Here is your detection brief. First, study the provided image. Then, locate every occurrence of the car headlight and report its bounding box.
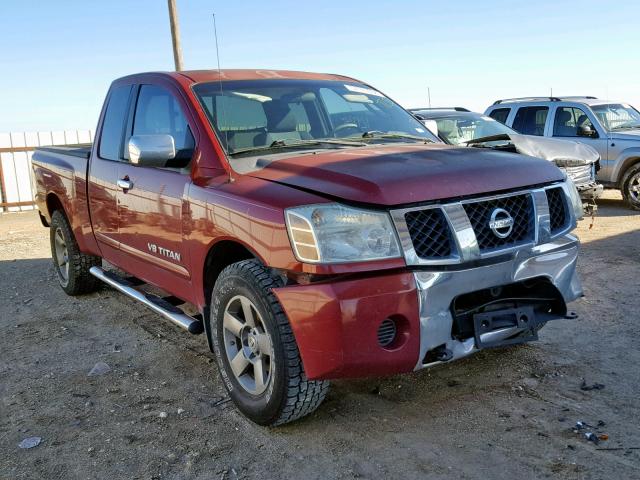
[285,204,401,263]
[564,177,584,221]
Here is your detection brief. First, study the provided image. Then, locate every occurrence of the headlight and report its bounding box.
[286,204,401,263]
[564,177,584,221]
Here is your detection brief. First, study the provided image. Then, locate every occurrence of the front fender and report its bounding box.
[612,148,640,184]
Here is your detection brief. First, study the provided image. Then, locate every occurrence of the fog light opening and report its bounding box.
[377,318,397,348]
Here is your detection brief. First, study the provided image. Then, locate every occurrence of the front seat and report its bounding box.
[555,110,576,136]
[436,119,462,144]
[260,100,305,144]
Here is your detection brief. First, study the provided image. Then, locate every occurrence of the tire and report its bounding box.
[210,260,329,426]
[621,163,640,211]
[49,210,102,295]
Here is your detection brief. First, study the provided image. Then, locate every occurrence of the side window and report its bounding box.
[133,85,195,158]
[553,107,593,137]
[512,106,549,136]
[99,85,132,160]
[488,108,510,125]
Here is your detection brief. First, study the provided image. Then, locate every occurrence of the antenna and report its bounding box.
[427,87,431,108]
[212,13,232,182]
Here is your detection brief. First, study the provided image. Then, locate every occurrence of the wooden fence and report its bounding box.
[0,130,93,212]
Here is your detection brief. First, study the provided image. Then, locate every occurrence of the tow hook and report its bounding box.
[434,346,453,362]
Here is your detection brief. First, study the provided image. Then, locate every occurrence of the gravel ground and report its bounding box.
[0,190,639,480]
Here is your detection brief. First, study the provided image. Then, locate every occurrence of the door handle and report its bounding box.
[117,178,134,191]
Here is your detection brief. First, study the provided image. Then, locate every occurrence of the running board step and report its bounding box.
[89,266,204,334]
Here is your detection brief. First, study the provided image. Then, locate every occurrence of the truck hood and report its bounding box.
[610,129,640,140]
[242,144,564,206]
[508,133,599,167]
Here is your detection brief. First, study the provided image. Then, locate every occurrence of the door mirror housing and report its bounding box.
[577,124,598,138]
[128,135,176,167]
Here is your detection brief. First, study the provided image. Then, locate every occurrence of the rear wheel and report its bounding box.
[49,210,101,295]
[210,260,329,426]
[621,163,640,211]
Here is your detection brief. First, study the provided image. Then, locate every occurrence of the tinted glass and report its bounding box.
[193,79,438,155]
[512,106,548,136]
[488,108,510,125]
[553,107,593,136]
[99,85,132,160]
[133,85,195,154]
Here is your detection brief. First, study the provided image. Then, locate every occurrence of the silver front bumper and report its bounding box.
[413,234,582,370]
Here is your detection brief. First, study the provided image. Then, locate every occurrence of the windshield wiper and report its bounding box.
[349,131,435,143]
[229,138,367,156]
[465,133,513,145]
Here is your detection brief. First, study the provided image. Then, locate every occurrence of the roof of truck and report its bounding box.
[173,69,359,83]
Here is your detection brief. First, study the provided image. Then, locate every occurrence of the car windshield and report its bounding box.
[193,79,438,156]
[591,103,640,131]
[414,111,516,145]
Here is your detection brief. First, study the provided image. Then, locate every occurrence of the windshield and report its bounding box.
[591,103,640,131]
[193,79,438,156]
[414,112,515,145]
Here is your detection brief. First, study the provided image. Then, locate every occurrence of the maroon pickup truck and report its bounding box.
[32,70,584,426]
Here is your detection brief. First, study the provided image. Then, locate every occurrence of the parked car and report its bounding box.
[485,97,640,210]
[410,108,603,212]
[32,70,584,426]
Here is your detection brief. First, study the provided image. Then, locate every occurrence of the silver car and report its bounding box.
[485,97,640,210]
[410,108,603,213]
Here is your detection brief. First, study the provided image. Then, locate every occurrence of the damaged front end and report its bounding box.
[509,134,603,214]
[415,234,582,368]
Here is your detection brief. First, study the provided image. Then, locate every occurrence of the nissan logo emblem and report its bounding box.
[489,208,514,238]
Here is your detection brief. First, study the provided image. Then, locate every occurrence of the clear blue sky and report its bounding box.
[1,0,639,132]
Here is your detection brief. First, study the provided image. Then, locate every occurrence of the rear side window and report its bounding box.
[512,106,548,136]
[133,85,195,154]
[488,108,510,124]
[99,85,132,160]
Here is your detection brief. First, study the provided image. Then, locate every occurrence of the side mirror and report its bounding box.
[577,125,598,138]
[128,134,176,167]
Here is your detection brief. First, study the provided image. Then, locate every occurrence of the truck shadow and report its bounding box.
[593,195,638,218]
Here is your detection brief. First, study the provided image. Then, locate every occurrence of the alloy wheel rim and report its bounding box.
[629,172,640,202]
[222,295,273,395]
[54,228,69,286]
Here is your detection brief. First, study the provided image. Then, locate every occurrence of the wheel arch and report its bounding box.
[614,153,640,186]
[46,192,67,220]
[202,239,261,351]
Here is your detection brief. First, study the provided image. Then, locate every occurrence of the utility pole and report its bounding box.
[167,0,184,71]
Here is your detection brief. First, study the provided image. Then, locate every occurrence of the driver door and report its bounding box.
[115,83,196,300]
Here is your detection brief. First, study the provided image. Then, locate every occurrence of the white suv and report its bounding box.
[485,97,640,210]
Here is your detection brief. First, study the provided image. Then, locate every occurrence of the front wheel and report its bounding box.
[210,260,329,426]
[621,163,640,211]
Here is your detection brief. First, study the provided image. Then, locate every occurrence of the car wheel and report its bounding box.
[621,163,640,211]
[49,210,102,295]
[210,259,329,426]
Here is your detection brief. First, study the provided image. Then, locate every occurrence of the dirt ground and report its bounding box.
[0,190,639,480]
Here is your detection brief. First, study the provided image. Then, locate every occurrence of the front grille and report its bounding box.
[546,187,567,233]
[463,194,534,251]
[405,209,453,259]
[564,164,593,185]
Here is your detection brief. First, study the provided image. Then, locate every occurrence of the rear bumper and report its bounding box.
[274,234,582,380]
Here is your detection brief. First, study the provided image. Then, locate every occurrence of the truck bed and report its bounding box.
[36,144,92,159]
